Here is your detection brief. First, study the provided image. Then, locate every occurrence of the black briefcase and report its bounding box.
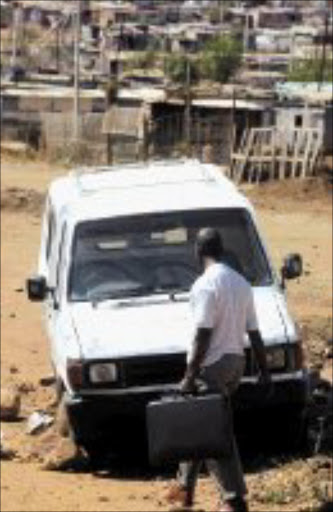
[146,393,233,466]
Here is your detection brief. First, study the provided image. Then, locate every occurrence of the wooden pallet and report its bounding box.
[231,127,323,183]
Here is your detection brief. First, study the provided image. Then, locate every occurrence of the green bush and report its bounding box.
[288,58,333,82]
[200,34,242,83]
[165,54,200,85]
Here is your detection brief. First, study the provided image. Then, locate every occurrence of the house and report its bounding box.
[275,82,333,104]
[108,87,272,164]
[18,0,75,26]
[0,1,13,28]
[101,87,166,161]
[300,5,331,28]
[152,96,273,164]
[243,53,291,73]
[99,49,138,78]
[275,102,327,132]
[274,82,333,151]
[103,23,161,52]
[179,1,205,23]
[254,29,292,53]
[91,1,136,28]
[99,84,273,164]
[223,6,250,28]
[166,23,225,54]
[238,70,286,88]
[324,103,333,154]
[256,6,301,29]
[1,85,106,149]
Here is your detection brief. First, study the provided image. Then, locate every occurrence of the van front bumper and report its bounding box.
[234,369,312,410]
[65,369,312,447]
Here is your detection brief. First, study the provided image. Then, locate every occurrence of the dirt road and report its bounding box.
[1,156,332,511]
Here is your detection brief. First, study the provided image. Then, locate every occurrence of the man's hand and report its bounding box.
[248,329,273,394]
[258,370,272,386]
[179,376,196,394]
[181,328,212,395]
[258,371,274,400]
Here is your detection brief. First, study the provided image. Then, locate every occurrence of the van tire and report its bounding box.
[281,407,311,454]
[54,377,64,404]
[54,391,71,438]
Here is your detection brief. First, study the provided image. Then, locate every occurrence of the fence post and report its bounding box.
[106,134,113,165]
[203,143,213,163]
[142,114,149,161]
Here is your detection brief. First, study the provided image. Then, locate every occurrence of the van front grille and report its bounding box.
[86,349,255,390]
[121,354,187,387]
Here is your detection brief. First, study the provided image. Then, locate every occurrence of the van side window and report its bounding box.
[56,223,68,300]
[46,204,56,261]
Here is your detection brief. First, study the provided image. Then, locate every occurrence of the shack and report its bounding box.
[1,85,106,150]
[101,87,272,165]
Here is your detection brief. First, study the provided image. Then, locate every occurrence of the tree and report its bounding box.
[200,34,242,83]
[136,49,157,72]
[165,54,199,85]
[288,58,333,82]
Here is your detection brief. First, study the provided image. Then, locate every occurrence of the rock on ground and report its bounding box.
[0,444,16,460]
[0,388,21,421]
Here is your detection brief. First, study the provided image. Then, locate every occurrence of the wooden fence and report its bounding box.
[230,126,323,183]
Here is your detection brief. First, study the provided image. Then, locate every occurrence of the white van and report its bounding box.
[27,159,310,455]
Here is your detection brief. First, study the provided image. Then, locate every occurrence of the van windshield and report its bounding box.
[69,208,273,302]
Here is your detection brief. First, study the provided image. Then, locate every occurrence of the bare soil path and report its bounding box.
[1,157,332,511]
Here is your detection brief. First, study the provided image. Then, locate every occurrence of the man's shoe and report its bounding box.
[219,496,249,512]
[165,483,193,508]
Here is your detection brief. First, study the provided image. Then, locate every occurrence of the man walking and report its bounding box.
[166,228,271,512]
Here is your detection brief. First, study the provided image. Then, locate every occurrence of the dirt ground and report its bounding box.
[0,155,332,512]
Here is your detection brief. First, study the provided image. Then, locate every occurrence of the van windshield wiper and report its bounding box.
[152,284,190,298]
[89,285,154,305]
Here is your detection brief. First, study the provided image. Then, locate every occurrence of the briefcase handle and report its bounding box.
[161,380,210,400]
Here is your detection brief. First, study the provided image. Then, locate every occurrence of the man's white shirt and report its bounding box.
[189,262,258,367]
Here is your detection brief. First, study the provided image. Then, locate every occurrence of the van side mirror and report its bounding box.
[26,275,48,301]
[281,253,303,288]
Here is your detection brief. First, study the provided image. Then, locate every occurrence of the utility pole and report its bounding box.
[184,57,191,156]
[73,0,81,141]
[244,13,250,53]
[318,9,329,91]
[11,4,20,70]
[230,86,237,178]
[219,1,225,24]
[55,21,60,73]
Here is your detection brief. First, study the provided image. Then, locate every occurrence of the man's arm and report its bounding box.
[248,329,271,383]
[180,328,212,393]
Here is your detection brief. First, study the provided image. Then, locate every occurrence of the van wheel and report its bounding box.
[54,388,71,438]
[54,375,66,403]
[281,408,311,454]
[82,444,107,469]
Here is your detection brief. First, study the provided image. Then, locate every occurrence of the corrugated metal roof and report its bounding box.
[275,82,333,103]
[117,88,167,103]
[18,0,75,12]
[1,87,105,99]
[190,99,265,110]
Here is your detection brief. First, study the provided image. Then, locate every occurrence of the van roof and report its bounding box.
[48,159,253,223]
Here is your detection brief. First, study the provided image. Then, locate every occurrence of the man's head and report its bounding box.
[195,228,224,268]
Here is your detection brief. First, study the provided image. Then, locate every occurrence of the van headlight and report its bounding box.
[266,347,286,370]
[89,363,118,383]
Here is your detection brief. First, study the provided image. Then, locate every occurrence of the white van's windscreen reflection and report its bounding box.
[69,208,272,302]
